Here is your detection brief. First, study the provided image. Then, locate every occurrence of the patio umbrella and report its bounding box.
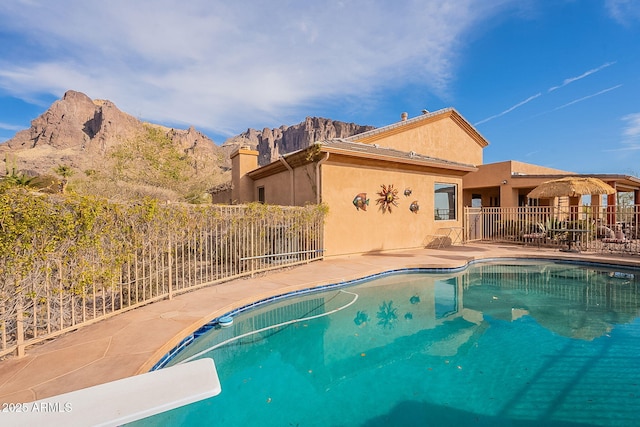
[527,176,615,199]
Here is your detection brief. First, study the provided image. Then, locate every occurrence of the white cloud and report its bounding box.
[620,113,640,149]
[0,0,515,138]
[622,113,640,139]
[0,122,24,132]
[602,112,640,152]
[605,0,640,25]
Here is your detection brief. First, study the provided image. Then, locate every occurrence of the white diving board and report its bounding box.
[1,357,221,427]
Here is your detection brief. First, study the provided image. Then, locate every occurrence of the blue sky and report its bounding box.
[0,1,639,174]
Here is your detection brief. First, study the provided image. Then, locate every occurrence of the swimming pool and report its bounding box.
[131,260,640,426]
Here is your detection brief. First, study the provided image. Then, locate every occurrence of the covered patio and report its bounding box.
[462,161,640,218]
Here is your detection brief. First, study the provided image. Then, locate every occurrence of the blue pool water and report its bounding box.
[131,261,640,426]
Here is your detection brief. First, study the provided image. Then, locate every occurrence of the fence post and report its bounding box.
[167,235,173,300]
[250,218,255,277]
[16,299,25,357]
[1,303,6,351]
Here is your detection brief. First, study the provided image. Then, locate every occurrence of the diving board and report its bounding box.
[1,357,221,427]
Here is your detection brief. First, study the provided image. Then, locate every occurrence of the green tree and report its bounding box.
[2,171,34,187]
[54,165,74,193]
[2,154,34,188]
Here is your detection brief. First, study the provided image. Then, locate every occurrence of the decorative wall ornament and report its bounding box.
[376,184,399,213]
[409,201,419,213]
[404,188,412,197]
[352,193,369,211]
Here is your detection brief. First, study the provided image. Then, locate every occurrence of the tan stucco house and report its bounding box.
[462,161,572,208]
[462,160,640,209]
[229,108,489,257]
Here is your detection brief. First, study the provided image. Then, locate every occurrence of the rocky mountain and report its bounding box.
[2,90,226,173]
[222,117,374,166]
[1,89,374,201]
[1,90,228,201]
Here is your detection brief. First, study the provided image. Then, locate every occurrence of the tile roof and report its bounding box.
[319,138,477,171]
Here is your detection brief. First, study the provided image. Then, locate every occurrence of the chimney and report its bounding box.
[231,146,259,204]
[401,112,408,121]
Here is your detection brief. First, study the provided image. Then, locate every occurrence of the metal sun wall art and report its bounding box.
[376,184,399,213]
[352,193,369,211]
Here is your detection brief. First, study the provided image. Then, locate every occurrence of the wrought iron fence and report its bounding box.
[0,202,325,358]
[464,205,640,255]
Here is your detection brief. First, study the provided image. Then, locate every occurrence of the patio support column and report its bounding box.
[635,189,640,229]
[606,181,617,226]
[591,194,602,223]
[499,184,517,207]
[569,196,580,222]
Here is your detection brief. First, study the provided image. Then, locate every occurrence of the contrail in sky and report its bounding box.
[474,93,541,126]
[548,61,616,92]
[474,61,617,126]
[552,84,623,111]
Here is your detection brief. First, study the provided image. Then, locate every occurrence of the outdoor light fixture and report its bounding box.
[502,180,508,184]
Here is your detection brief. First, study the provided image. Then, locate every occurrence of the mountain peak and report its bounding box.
[0,90,228,202]
[222,117,375,166]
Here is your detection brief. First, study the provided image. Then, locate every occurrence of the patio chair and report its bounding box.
[522,222,547,248]
[596,225,614,239]
[602,227,631,253]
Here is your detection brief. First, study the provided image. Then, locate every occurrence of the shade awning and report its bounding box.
[527,176,616,199]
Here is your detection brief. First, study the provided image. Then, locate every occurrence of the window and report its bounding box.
[434,183,457,220]
[258,186,265,204]
[471,193,482,208]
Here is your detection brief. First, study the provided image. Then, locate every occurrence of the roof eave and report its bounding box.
[321,145,478,173]
[246,149,312,180]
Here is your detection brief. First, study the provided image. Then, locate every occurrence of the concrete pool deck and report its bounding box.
[1,243,639,404]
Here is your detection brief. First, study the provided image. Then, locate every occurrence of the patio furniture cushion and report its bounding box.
[597,225,615,239]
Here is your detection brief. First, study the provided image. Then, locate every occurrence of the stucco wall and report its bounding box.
[253,172,292,205]
[510,160,572,175]
[464,161,572,189]
[294,164,318,205]
[356,115,484,166]
[211,189,232,204]
[462,160,573,207]
[321,160,464,257]
[252,164,317,206]
[463,161,513,189]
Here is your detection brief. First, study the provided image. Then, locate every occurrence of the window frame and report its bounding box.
[434,182,457,221]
